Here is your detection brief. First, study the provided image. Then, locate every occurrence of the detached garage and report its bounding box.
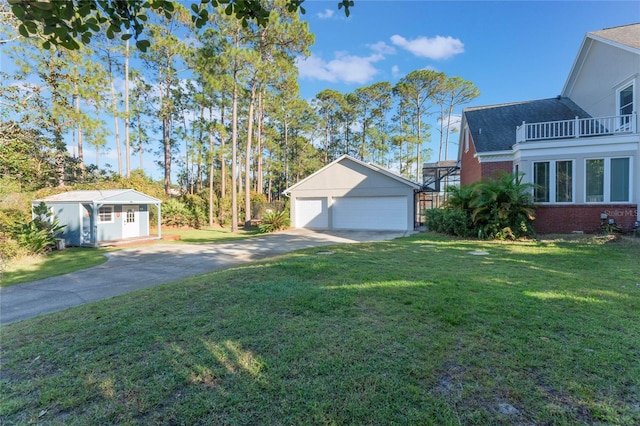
[284,155,421,232]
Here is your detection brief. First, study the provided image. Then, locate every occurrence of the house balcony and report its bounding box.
[516,113,637,143]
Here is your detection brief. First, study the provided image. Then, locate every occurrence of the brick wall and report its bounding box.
[460,141,481,186]
[481,161,513,180]
[460,134,514,185]
[534,204,638,234]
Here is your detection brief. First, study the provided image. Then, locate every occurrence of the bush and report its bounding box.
[9,202,65,255]
[425,208,474,237]
[218,196,232,226]
[0,233,24,260]
[182,193,207,228]
[259,210,290,233]
[430,173,536,240]
[162,198,192,227]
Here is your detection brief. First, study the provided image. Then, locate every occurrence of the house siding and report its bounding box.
[535,204,638,234]
[563,39,640,118]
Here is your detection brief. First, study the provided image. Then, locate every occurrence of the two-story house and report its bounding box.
[458,23,639,233]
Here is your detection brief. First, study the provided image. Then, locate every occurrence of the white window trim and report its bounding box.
[98,205,114,223]
[532,159,575,204]
[616,79,635,116]
[584,157,633,204]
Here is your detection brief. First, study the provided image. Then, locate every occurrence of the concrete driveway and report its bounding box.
[0,229,412,325]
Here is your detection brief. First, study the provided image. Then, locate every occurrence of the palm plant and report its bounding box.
[470,172,535,239]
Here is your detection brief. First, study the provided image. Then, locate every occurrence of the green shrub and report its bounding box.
[259,210,290,233]
[425,208,474,237]
[182,193,207,228]
[0,233,24,260]
[10,202,65,255]
[218,196,232,226]
[431,173,536,240]
[162,198,191,227]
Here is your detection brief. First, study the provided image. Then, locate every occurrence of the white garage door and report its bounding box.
[333,196,408,231]
[295,198,329,228]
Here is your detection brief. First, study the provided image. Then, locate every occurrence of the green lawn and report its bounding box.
[1,248,108,287]
[1,233,639,424]
[161,226,261,244]
[1,227,260,287]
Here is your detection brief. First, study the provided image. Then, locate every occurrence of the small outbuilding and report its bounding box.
[33,189,162,247]
[283,155,421,231]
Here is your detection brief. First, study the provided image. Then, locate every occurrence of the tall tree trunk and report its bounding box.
[163,113,171,195]
[109,67,122,175]
[124,37,131,177]
[137,111,144,171]
[220,97,226,199]
[74,90,84,173]
[256,91,264,195]
[416,113,421,182]
[208,105,215,227]
[244,80,257,228]
[231,71,239,232]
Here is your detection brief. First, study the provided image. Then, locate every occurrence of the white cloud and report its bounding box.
[296,52,383,84]
[391,65,402,79]
[369,41,396,55]
[437,114,462,133]
[317,9,334,19]
[390,34,464,60]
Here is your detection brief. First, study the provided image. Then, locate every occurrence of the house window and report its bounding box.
[619,84,633,116]
[533,160,573,203]
[586,157,631,203]
[555,161,573,202]
[533,162,549,202]
[586,159,604,202]
[611,158,630,202]
[98,206,114,223]
[464,127,470,153]
[617,82,634,131]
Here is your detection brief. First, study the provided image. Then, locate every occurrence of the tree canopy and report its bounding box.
[8,0,354,51]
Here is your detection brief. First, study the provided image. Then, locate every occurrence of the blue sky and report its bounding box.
[296,0,640,107]
[4,1,639,178]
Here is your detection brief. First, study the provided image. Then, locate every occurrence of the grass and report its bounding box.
[1,233,639,424]
[0,248,108,287]
[160,226,261,244]
[0,227,260,287]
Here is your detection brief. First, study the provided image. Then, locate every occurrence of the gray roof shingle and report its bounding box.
[463,97,590,153]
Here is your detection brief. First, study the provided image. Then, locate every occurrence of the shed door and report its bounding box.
[294,198,329,229]
[122,205,139,238]
[332,196,408,231]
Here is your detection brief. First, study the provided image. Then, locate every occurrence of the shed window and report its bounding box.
[126,208,135,223]
[98,206,114,223]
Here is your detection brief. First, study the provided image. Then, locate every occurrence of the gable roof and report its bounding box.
[462,97,590,153]
[283,155,420,195]
[34,189,162,204]
[563,23,640,96]
[589,23,640,52]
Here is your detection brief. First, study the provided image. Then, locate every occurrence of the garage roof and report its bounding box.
[283,155,421,195]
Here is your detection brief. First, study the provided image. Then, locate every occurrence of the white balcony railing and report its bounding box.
[516,113,637,143]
